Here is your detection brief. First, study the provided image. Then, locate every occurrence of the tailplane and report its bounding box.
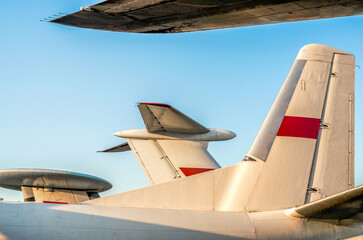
[100,103,236,185]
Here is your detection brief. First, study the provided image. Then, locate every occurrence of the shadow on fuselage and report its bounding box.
[0,202,254,240]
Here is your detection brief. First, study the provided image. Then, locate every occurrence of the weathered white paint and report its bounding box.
[114,128,236,141]
[0,202,361,240]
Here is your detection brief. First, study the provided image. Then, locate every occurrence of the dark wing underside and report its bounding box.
[290,185,363,220]
[98,142,131,152]
[51,0,363,33]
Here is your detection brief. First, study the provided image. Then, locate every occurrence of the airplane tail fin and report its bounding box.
[242,44,355,211]
[100,103,236,185]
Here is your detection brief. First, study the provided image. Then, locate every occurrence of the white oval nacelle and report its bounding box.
[113,128,236,141]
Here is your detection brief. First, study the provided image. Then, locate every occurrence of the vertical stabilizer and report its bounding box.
[245,44,354,211]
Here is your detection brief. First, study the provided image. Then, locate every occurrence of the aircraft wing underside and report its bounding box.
[51,0,363,33]
[98,142,131,152]
[289,185,363,220]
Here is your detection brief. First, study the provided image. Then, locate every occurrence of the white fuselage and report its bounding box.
[0,202,361,240]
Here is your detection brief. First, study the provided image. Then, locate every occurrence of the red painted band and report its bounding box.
[277,116,320,139]
[43,201,68,204]
[139,102,171,108]
[179,167,215,177]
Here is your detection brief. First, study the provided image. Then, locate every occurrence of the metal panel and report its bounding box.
[85,169,216,211]
[0,202,361,239]
[33,188,89,204]
[138,103,209,134]
[306,53,355,202]
[21,186,34,202]
[127,139,177,184]
[285,61,330,118]
[126,139,220,183]
[84,161,266,213]
[247,137,317,211]
[138,104,165,132]
[0,203,258,239]
[250,210,339,240]
[157,140,220,171]
[214,161,264,212]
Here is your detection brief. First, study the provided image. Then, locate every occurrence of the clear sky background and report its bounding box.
[0,0,362,201]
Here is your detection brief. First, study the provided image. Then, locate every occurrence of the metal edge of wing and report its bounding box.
[98,142,131,152]
[287,185,363,219]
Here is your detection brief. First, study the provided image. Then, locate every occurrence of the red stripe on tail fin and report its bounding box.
[179,167,215,177]
[277,116,320,139]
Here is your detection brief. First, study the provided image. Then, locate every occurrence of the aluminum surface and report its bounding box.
[51,1,363,33]
[0,169,112,192]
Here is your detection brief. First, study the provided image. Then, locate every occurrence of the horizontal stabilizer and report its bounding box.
[101,102,234,184]
[288,185,363,219]
[98,142,131,152]
[138,103,209,134]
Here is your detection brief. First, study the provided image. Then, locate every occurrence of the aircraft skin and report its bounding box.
[100,103,236,185]
[51,0,363,33]
[0,202,361,240]
[0,44,361,240]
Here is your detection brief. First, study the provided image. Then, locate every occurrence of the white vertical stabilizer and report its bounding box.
[245,44,354,211]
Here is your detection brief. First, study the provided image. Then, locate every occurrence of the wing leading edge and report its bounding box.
[51,1,363,33]
[98,142,130,152]
[288,185,363,220]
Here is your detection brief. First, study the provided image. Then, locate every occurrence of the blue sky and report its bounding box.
[0,1,362,201]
